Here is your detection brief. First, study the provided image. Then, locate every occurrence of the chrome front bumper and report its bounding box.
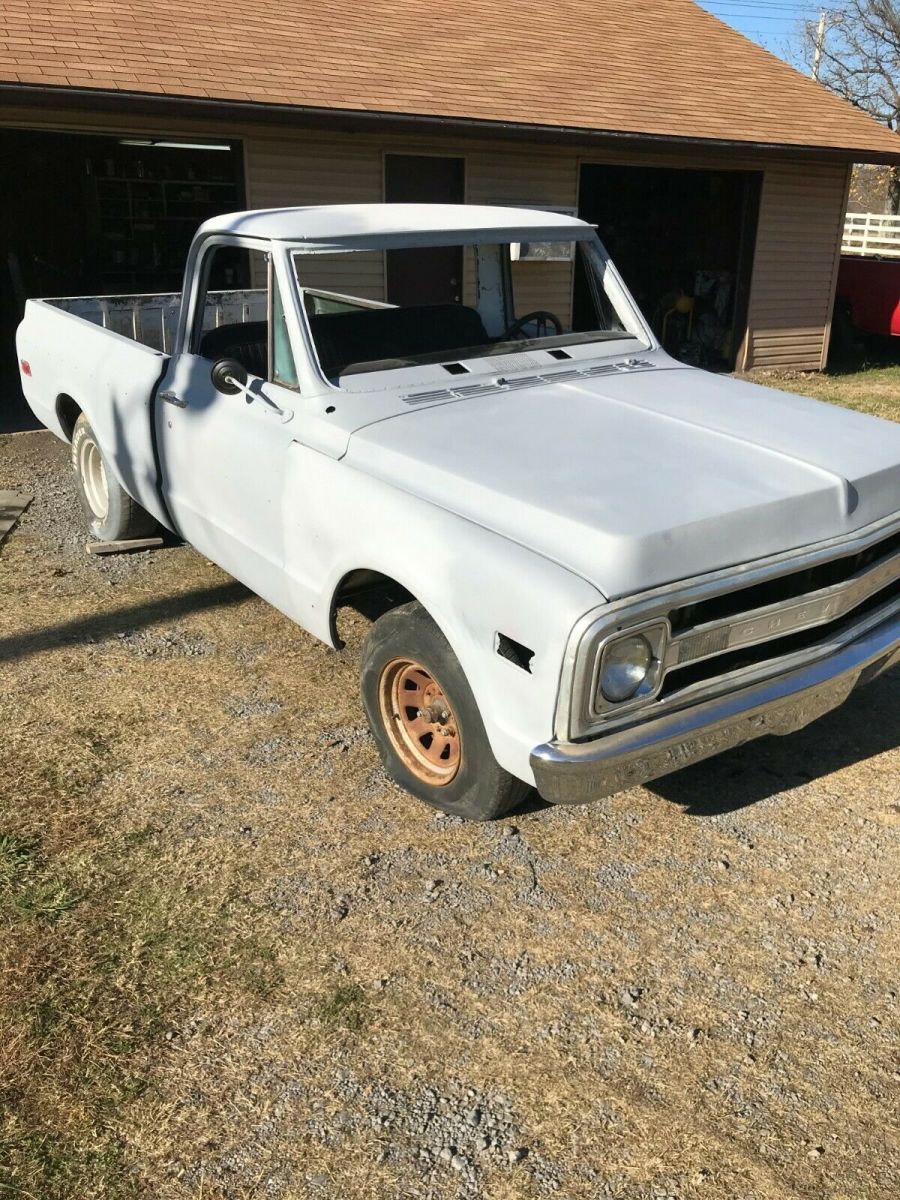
[530,613,900,805]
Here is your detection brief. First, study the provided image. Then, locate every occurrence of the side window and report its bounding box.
[192,245,271,380]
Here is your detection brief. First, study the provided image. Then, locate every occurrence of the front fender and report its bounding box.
[282,445,604,782]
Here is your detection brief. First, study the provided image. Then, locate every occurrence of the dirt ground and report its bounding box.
[1,429,899,1200]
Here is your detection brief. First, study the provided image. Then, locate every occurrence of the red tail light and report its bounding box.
[20,359,32,377]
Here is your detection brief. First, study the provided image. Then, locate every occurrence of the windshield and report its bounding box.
[290,236,647,383]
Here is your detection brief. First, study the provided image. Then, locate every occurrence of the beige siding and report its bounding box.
[744,162,851,370]
[245,133,385,297]
[0,104,854,370]
[464,144,578,324]
[245,130,579,321]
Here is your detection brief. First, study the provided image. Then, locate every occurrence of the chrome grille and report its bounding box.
[661,527,900,698]
[561,513,900,742]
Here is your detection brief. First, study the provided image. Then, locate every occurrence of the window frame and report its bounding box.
[183,235,273,378]
[270,258,303,391]
[285,235,652,386]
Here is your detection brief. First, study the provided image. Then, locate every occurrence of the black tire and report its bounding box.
[360,601,529,821]
[71,413,157,541]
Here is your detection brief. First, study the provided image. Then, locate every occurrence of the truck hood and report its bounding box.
[345,365,900,598]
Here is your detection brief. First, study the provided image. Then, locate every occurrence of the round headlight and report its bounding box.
[600,634,653,703]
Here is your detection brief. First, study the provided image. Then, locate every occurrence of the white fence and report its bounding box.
[842,211,900,259]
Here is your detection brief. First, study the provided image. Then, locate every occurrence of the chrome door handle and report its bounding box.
[159,390,187,408]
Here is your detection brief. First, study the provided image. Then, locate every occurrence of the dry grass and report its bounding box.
[747,363,900,423]
[1,427,899,1200]
[0,685,286,1197]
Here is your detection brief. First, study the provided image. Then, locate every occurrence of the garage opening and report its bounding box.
[578,163,762,370]
[0,128,244,431]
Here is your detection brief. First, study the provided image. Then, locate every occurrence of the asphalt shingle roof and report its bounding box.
[1,0,898,157]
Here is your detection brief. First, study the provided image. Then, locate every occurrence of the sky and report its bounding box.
[695,0,822,62]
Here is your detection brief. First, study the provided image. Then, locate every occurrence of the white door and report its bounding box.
[155,242,298,610]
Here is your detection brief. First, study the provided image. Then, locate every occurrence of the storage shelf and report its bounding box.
[87,145,239,287]
[96,176,235,186]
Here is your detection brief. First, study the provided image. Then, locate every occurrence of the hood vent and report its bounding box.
[581,363,620,377]
[502,374,544,390]
[452,382,506,398]
[403,356,656,406]
[400,387,457,405]
[540,368,582,382]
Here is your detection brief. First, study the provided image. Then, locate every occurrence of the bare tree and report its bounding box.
[805,2,900,211]
[848,162,894,209]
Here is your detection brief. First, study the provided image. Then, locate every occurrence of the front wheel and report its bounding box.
[360,602,529,821]
[72,413,158,541]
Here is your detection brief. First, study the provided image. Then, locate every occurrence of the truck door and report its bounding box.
[154,240,298,611]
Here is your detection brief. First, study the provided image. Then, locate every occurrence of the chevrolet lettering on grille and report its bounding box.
[668,549,900,669]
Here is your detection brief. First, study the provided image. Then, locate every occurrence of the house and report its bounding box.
[1,0,899,424]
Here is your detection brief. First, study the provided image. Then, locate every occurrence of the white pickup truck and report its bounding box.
[17,204,900,819]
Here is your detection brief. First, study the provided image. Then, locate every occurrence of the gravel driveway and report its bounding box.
[2,429,898,1200]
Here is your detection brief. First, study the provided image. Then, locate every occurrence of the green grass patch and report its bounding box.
[228,934,286,999]
[316,982,367,1031]
[0,832,82,923]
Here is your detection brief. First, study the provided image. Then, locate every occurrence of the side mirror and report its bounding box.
[211,358,249,395]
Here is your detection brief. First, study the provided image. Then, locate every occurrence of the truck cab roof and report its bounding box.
[196,203,594,247]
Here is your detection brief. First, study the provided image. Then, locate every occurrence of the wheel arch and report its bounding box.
[56,393,83,442]
[292,450,604,783]
[327,566,475,677]
[326,551,571,790]
[329,567,418,648]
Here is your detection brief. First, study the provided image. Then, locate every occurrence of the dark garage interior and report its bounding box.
[578,163,762,370]
[0,128,243,431]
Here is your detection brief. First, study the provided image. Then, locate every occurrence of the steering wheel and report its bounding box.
[501,310,564,341]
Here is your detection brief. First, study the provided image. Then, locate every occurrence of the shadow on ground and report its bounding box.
[0,580,250,665]
[650,666,900,815]
[828,329,900,373]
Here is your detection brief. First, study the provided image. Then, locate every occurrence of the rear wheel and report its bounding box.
[72,413,157,541]
[361,601,529,821]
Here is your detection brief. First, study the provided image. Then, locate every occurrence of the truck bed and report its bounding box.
[16,287,269,530]
[47,288,267,353]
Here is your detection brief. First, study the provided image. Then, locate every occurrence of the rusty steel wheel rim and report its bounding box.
[378,658,462,785]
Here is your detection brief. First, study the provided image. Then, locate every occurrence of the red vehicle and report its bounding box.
[835,214,900,343]
[836,254,900,338]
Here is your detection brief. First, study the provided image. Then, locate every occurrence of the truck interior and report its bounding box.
[290,239,633,382]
